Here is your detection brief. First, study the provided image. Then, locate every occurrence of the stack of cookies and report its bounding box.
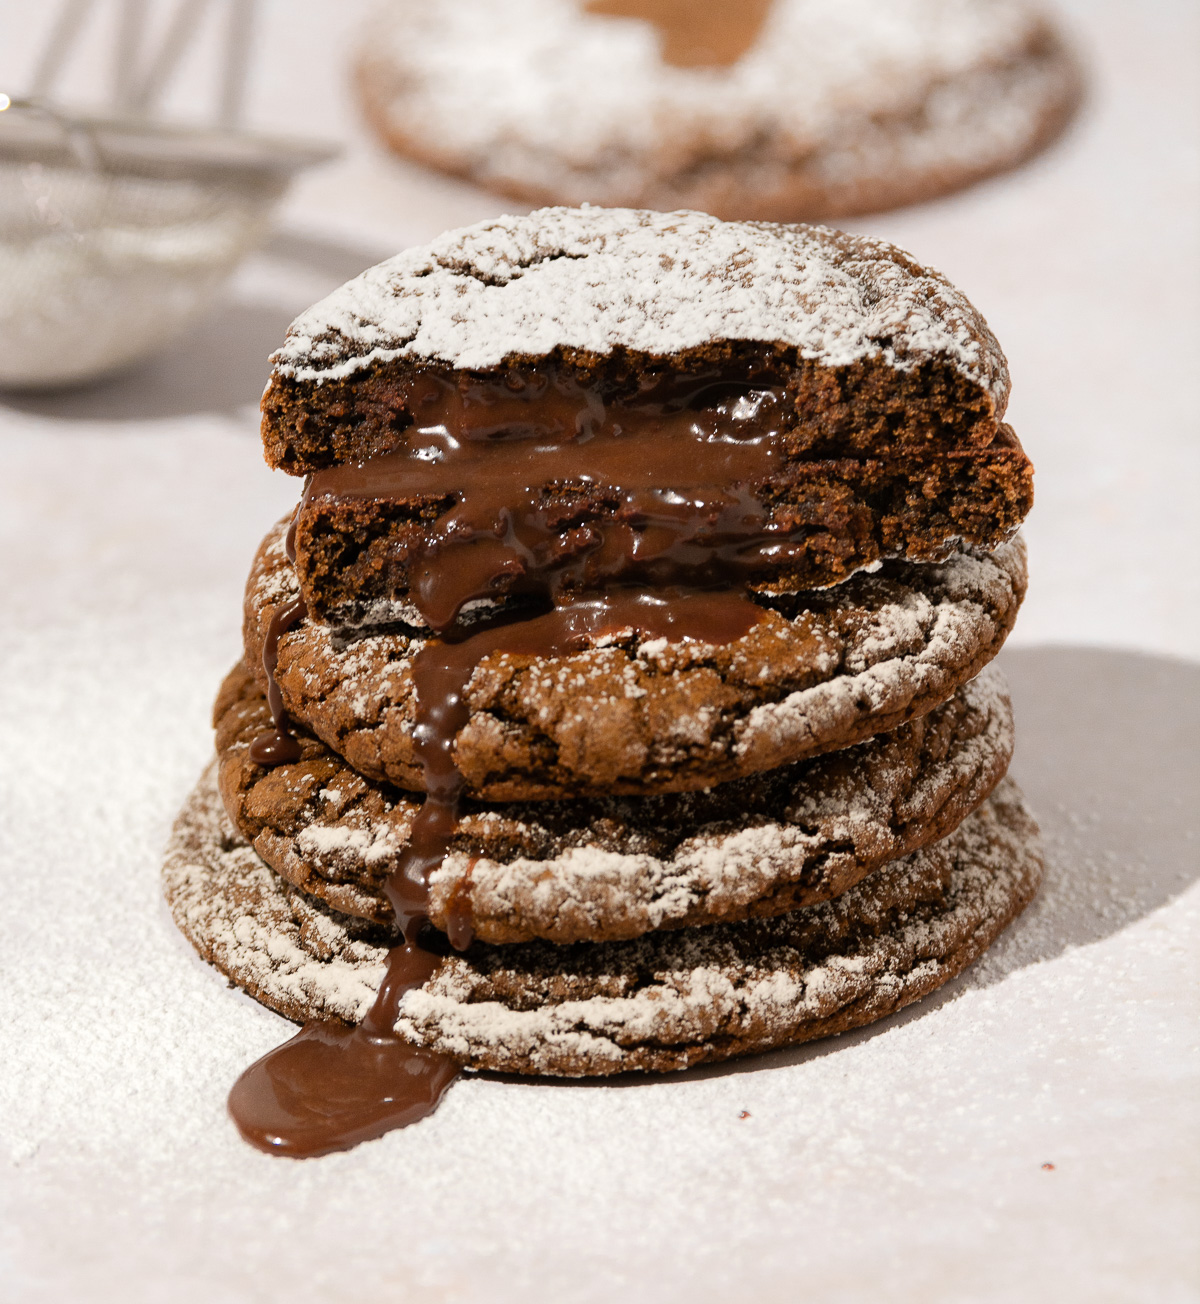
[165,207,1042,1148]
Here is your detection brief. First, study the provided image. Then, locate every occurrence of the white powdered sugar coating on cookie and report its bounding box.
[424,664,1014,940]
[270,206,1010,409]
[730,536,1026,773]
[223,660,1013,943]
[163,771,1043,1074]
[164,761,385,1024]
[354,0,1077,227]
[418,773,1042,1076]
[296,823,399,864]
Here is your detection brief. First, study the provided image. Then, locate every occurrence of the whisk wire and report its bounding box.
[218,0,255,128]
[29,0,97,100]
[29,0,258,127]
[111,0,149,111]
[128,0,215,117]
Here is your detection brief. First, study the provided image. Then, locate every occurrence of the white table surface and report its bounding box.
[0,3,1197,1301]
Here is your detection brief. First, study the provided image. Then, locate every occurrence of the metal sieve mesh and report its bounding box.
[0,1,337,388]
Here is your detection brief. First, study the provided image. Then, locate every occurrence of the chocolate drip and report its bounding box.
[284,499,302,564]
[248,596,307,766]
[227,588,762,1156]
[230,619,474,1158]
[230,367,776,1155]
[306,369,794,633]
[383,646,471,946]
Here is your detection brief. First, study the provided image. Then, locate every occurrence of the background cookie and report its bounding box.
[216,660,1014,943]
[245,519,1026,799]
[353,0,1081,221]
[164,772,1043,1075]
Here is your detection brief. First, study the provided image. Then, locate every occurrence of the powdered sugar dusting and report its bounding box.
[270,206,1009,409]
[428,664,1013,939]
[733,537,1025,773]
[163,771,1043,1075]
[164,764,385,1025]
[356,0,1078,226]
[247,518,1026,800]
[219,656,1012,943]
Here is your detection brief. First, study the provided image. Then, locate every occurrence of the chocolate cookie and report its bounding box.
[164,770,1042,1075]
[262,209,1033,628]
[244,518,1025,800]
[216,658,1014,944]
[353,1,1081,222]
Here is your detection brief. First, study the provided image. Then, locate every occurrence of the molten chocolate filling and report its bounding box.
[303,368,795,631]
[232,368,785,1156]
[585,0,774,68]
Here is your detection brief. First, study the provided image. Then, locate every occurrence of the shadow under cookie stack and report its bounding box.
[164,206,1044,1157]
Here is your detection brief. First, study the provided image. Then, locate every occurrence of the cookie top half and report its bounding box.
[266,207,1009,434]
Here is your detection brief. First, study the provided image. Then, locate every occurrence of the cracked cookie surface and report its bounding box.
[244,518,1026,800]
[164,771,1041,1075]
[215,659,1013,944]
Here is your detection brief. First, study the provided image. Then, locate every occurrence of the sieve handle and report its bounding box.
[0,95,103,173]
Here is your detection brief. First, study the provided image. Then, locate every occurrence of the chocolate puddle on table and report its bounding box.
[230,369,783,1156]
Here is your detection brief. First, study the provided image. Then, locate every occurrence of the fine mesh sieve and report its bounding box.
[0,0,337,389]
